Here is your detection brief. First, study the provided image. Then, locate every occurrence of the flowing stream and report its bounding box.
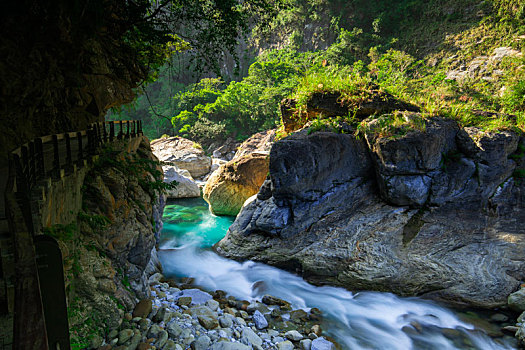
[158,197,517,350]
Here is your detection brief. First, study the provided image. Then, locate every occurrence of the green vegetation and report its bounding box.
[93,145,178,199]
[108,0,525,145]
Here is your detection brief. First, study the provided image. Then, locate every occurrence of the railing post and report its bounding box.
[119,121,123,140]
[132,121,136,137]
[21,145,29,184]
[139,120,143,135]
[52,135,60,178]
[64,133,72,169]
[29,141,36,187]
[103,122,107,143]
[77,132,83,164]
[110,122,115,142]
[126,121,130,138]
[35,138,45,178]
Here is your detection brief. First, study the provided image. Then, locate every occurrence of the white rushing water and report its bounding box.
[159,241,515,350]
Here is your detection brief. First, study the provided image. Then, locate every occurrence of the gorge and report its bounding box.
[1,0,525,349]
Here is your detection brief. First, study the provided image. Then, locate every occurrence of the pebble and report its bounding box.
[300,338,313,350]
[277,340,294,350]
[285,330,304,341]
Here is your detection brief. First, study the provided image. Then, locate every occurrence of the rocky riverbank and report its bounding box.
[92,276,336,350]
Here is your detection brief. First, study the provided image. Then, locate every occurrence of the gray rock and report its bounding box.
[128,333,141,350]
[157,330,169,348]
[240,327,263,347]
[509,288,525,312]
[151,136,212,178]
[300,339,313,350]
[253,310,268,330]
[163,165,201,199]
[198,314,219,330]
[148,272,164,286]
[163,340,178,350]
[138,317,151,331]
[108,329,119,339]
[215,122,525,308]
[179,289,213,305]
[167,321,183,338]
[148,324,162,338]
[311,337,335,350]
[191,335,211,350]
[117,329,134,345]
[219,315,234,328]
[210,341,251,350]
[285,330,304,341]
[277,340,294,350]
[206,299,220,311]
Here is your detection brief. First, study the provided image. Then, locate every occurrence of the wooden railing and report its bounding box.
[3,120,143,350]
[10,120,143,197]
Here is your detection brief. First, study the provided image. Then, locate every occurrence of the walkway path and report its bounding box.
[0,120,142,350]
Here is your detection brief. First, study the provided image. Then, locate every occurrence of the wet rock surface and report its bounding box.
[215,116,525,309]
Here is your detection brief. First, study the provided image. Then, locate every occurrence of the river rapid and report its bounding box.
[158,197,517,350]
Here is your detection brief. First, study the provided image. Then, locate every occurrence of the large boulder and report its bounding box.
[234,129,276,159]
[215,116,525,308]
[163,165,200,198]
[203,153,269,216]
[151,136,212,178]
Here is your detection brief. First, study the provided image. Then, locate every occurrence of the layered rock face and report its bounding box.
[216,116,525,308]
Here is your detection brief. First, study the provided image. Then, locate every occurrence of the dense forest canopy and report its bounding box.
[107,0,525,147]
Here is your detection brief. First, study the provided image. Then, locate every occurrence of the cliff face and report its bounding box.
[46,138,165,338]
[215,116,525,308]
[0,0,147,168]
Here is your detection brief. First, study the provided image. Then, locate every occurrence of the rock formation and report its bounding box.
[162,166,201,199]
[203,153,270,216]
[151,137,212,179]
[215,115,525,308]
[61,138,165,333]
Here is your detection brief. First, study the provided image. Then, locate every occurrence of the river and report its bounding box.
[158,197,517,350]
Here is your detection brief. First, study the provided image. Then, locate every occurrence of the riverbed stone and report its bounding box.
[180,289,213,305]
[253,310,268,330]
[118,329,134,345]
[285,330,304,341]
[311,337,335,350]
[133,300,153,318]
[300,339,313,350]
[240,328,263,347]
[206,299,220,311]
[219,315,234,328]
[277,340,294,350]
[210,342,251,350]
[191,335,211,350]
[508,288,525,312]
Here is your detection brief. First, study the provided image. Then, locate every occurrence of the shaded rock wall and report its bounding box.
[216,117,525,308]
[38,137,164,333]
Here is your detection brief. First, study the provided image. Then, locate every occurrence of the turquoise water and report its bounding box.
[159,198,516,350]
[160,197,234,249]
